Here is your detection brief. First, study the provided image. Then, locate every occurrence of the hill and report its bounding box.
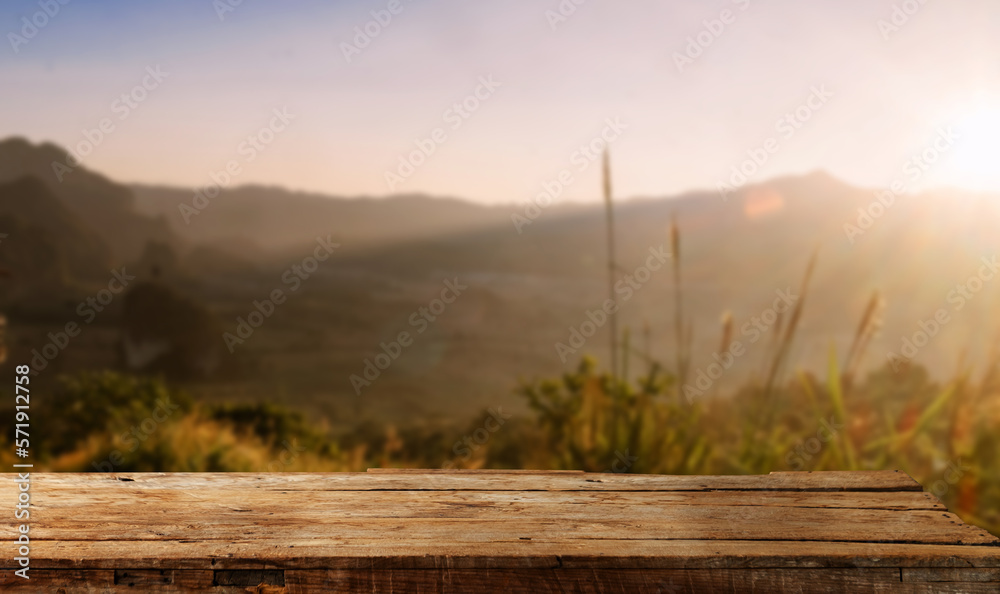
[124,167,1000,424]
[130,184,517,255]
[0,176,114,288]
[0,137,175,260]
[2,136,999,426]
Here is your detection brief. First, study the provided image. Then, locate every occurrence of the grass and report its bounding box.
[1,160,995,537]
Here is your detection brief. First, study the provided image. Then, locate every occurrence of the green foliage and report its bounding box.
[0,372,342,472]
[5,371,193,461]
[207,401,335,457]
[2,350,996,538]
[512,356,708,474]
[505,352,999,537]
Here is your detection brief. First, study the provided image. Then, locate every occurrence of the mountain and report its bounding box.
[3,134,1000,424]
[129,166,1000,413]
[129,164,1000,382]
[130,184,518,254]
[0,176,114,286]
[0,138,175,260]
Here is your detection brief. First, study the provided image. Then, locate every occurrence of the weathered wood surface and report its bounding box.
[1,470,997,592]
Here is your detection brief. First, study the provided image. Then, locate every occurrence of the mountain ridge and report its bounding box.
[0,137,176,261]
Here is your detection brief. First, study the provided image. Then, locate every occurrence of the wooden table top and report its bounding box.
[2,469,998,592]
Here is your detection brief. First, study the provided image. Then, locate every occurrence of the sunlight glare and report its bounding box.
[936,107,1000,192]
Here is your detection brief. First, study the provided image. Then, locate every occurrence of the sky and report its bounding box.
[1,0,999,204]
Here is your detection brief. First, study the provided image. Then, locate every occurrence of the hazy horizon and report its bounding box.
[7,135,1000,210]
[3,0,999,204]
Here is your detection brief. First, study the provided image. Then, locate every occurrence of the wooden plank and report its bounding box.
[901,567,1000,582]
[0,470,923,492]
[4,479,987,545]
[114,569,215,590]
[0,469,994,592]
[29,488,947,512]
[6,539,999,570]
[11,510,993,545]
[11,492,958,522]
[0,569,256,593]
[213,569,285,587]
[0,569,114,590]
[366,468,586,474]
[0,569,995,593]
[0,569,219,592]
[283,568,1000,594]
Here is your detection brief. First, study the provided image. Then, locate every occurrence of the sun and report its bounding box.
[933,107,1000,193]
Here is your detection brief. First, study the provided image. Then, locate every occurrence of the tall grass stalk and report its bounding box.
[602,150,617,382]
[602,150,620,445]
[670,215,691,402]
[761,250,818,404]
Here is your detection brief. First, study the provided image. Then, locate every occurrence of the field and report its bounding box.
[4,224,998,539]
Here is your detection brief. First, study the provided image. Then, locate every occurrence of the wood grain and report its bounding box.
[2,569,999,593]
[6,469,925,492]
[0,470,995,592]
